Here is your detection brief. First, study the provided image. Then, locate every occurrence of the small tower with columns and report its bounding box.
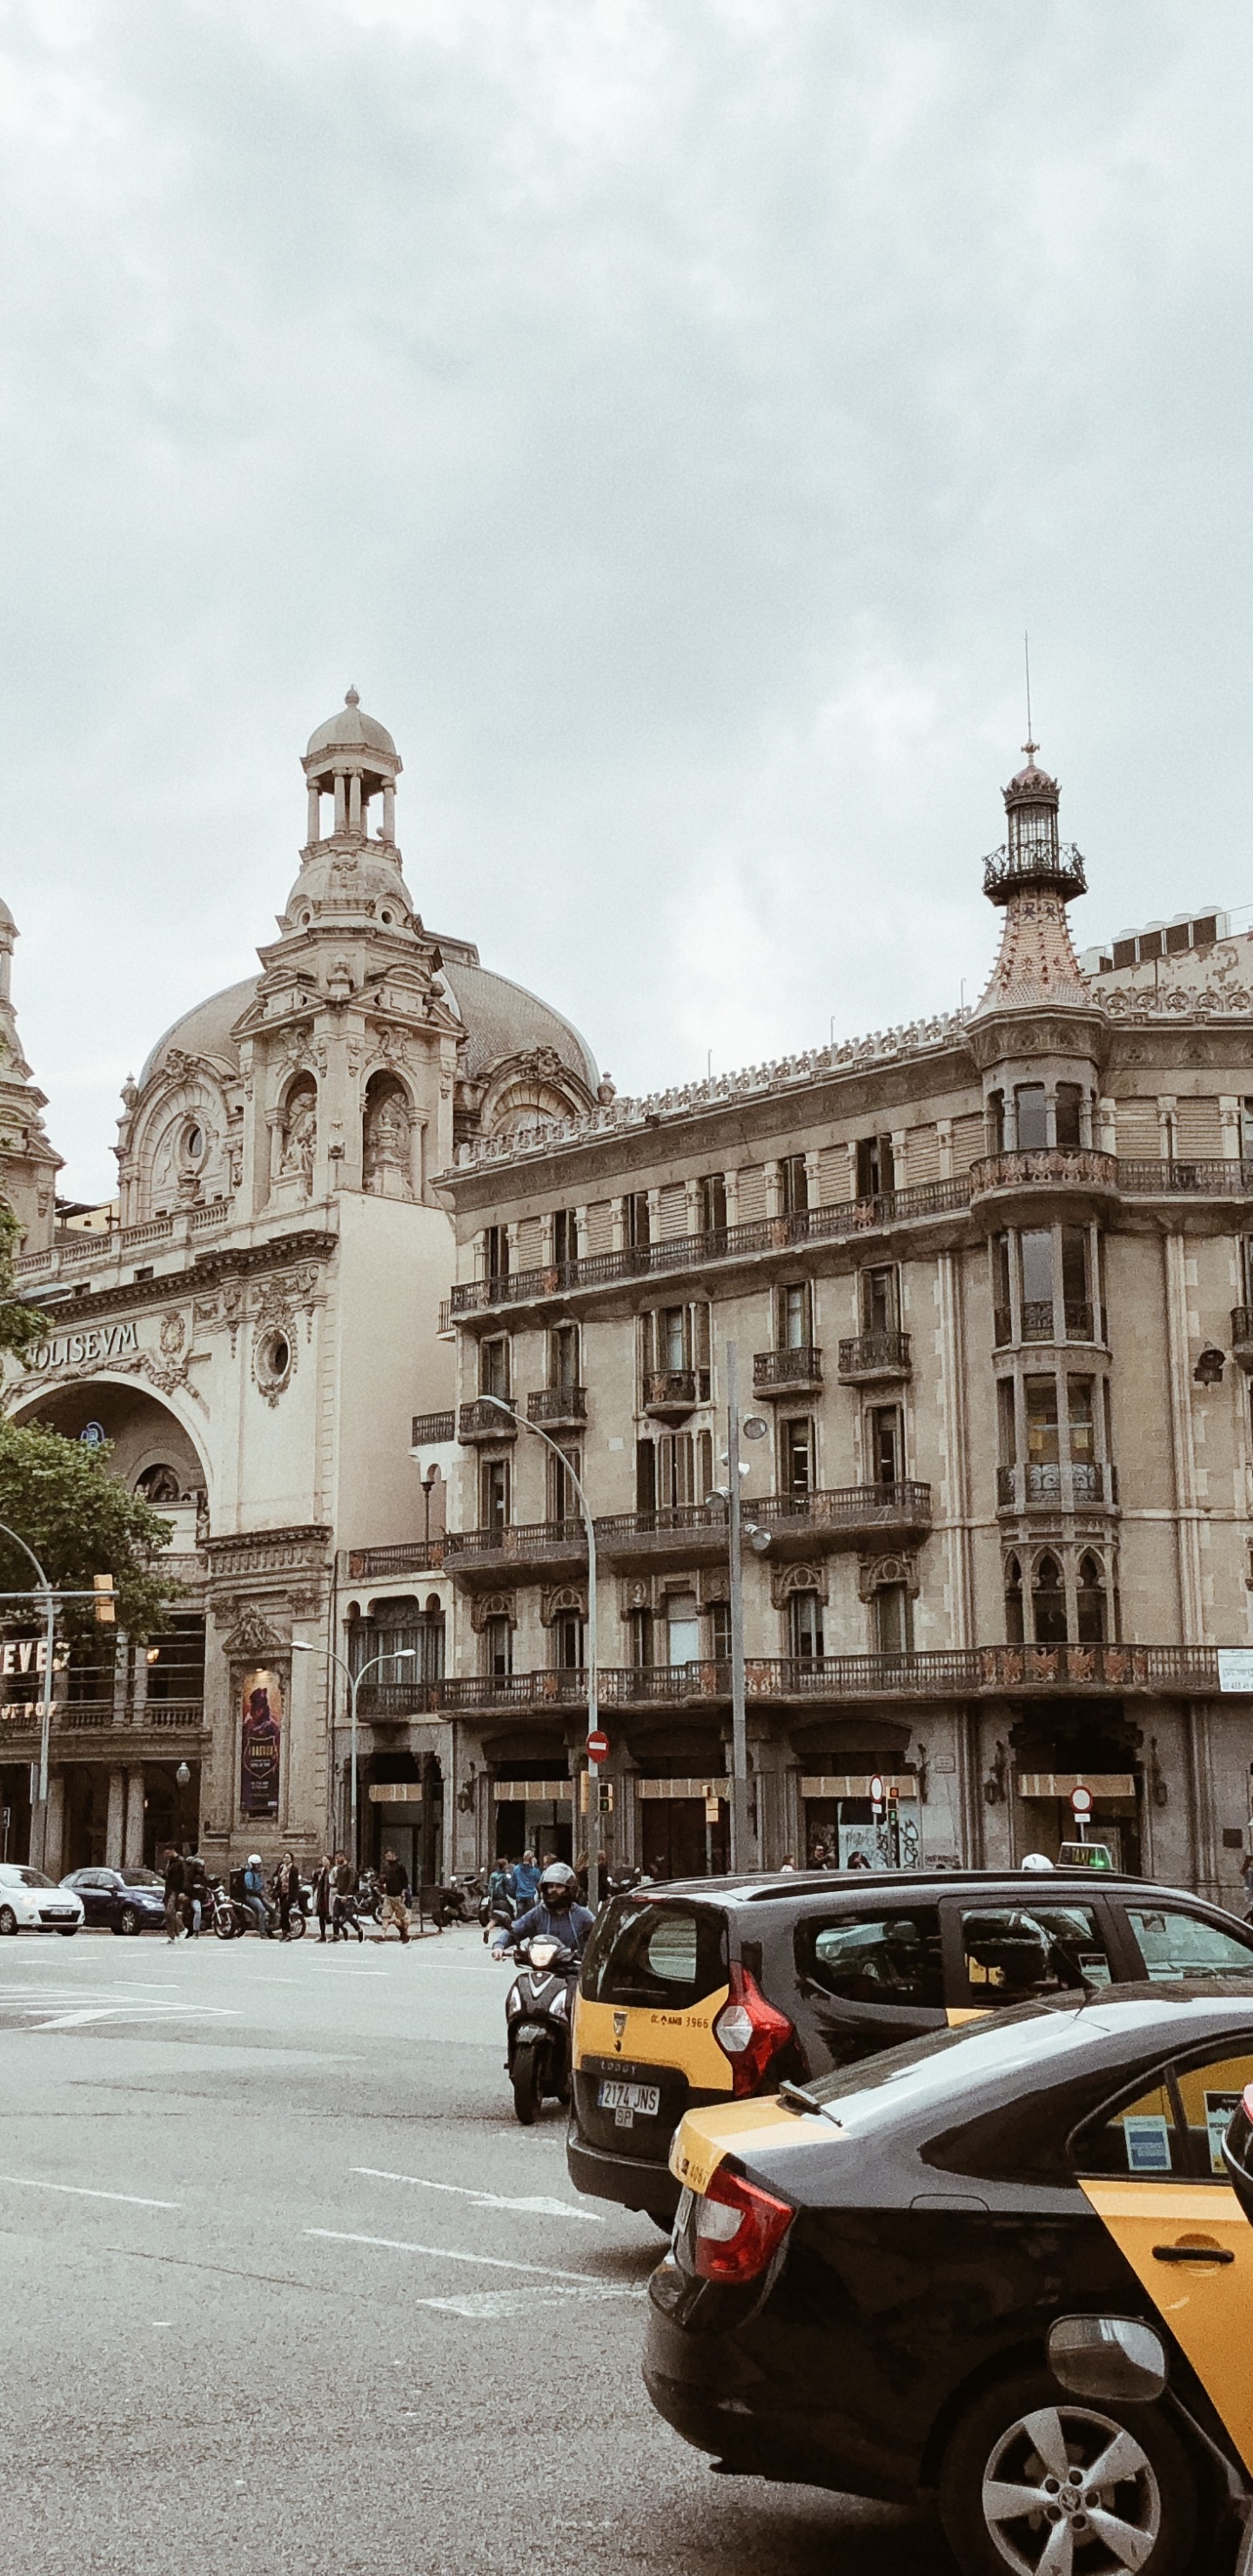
[0,897,62,1254]
[301,686,403,849]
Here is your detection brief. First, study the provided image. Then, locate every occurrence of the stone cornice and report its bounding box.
[205,1524,332,1558]
[23,1230,338,1325]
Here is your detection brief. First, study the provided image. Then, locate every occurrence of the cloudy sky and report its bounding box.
[2,0,1250,1198]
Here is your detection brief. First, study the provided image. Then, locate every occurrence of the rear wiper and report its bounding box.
[779,2079,824,2116]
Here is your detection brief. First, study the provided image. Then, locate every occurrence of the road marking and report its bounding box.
[0,2175,182,2209]
[352,2166,605,2223]
[25,2002,242,2029]
[416,2284,643,2320]
[305,2228,614,2284]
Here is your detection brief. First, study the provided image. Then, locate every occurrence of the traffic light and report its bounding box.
[92,1573,116,1625]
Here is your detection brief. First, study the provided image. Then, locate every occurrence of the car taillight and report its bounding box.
[713,1962,795,2096]
[693,2165,794,2284]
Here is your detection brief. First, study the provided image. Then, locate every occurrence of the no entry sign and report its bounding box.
[1070,1784,1093,1819]
[586,1730,610,1765]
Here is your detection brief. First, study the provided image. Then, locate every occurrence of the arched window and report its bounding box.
[1032,1553,1067,1646]
[1076,1553,1107,1645]
[1004,1553,1024,1645]
[789,1591,824,1660]
[137,1463,181,1505]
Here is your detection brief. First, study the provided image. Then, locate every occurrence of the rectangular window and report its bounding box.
[666,1593,700,1667]
[484,1224,509,1281]
[855,1135,895,1197]
[790,1591,824,1658]
[781,1417,814,1497]
[552,1209,579,1267]
[628,1607,653,1667]
[1242,1100,1253,1163]
[625,1191,651,1251]
[699,1173,727,1237]
[992,1234,1012,1345]
[1069,1377,1096,1498]
[1015,1084,1048,1151]
[1025,1378,1060,1489]
[874,1582,910,1654]
[548,1322,580,1386]
[997,1379,1017,1467]
[860,1265,899,1334]
[1125,1908,1253,1983]
[479,1457,510,1533]
[660,1305,687,1371]
[1055,1084,1083,1149]
[1020,1228,1054,1336]
[959,1904,1113,2008]
[656,1432,696,1507]
[988,1090,1006,1154]
[483,1614,512,1677]
[795,1909,944,2012]
[553,1612,584,1671]
[868,1405,901,1486]
[1062,1226,1090,1336]
[780,1154,808,1216]
[709,1600,731,1660]
[779,1281,812,1347]
[479,1336,510,1399]
[635,1439,657,1513]
[549,1445,582,1523]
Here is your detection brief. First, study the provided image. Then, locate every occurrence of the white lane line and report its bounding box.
[306,2228,613,2284]
[29,2003,242,2028]
[0,2175,183,2209]
[352,2166,605,2223]
[417,2285,642,2320]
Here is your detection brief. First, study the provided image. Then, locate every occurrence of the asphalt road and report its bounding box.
[0,1922,947,2576]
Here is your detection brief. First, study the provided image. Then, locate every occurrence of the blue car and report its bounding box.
[60,1867,167,1934]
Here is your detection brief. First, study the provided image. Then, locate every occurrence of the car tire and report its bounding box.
[57,1928,77,1937]
[512,2043,543,2126]
[939,2368,1200,2576]
[0,1905,17,1935]
[119,1907,140,1935]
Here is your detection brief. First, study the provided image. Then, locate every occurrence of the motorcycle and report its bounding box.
[211,1880,305,1941]
[354,1868,383,1922]
[434,1871,480,1925]
[502,1934,578,2125]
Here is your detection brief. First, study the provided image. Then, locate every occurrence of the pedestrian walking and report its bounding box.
[513,1848,540,1907]
[184,1846,207,1936]
[273,1849,300,1941]
[163,1845,186,1942]
[312,1855,332,1942]
[378,1848,412,1942]
[332,1850,363,1943]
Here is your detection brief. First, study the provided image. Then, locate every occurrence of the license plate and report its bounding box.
[598,2078,660,2118]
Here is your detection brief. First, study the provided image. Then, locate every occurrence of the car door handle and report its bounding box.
[1151,2243,1236,2265]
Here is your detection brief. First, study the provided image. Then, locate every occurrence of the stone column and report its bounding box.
[104,1768,125,1868]
[306,782,320,844]
[348,769,362,832]
[124,1768,146,1869]
[333,769,347,833]
[382,782,395,841]
[44,1773,65,1881]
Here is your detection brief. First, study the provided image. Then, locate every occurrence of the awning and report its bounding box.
[492,1779,573,1803]
[1018,1772,1136,1799]
[801,1774,917,1799]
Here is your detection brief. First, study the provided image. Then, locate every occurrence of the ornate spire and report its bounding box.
[971,747,1092,1017]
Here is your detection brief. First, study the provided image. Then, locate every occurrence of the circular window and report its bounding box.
[380,909,393,927]
[184,1122,204,1164]
[256,1328,293,1398]
[299,909,312,929]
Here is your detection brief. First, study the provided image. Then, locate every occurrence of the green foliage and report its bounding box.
[0,1418,178,1640]
[0,1200,48,1359]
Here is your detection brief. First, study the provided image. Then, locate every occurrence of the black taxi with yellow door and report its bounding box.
[644,1984,1253,2575]
[568,1865,1253,2223]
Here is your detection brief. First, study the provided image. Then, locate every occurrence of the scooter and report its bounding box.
[211,1882,305,1940]
[502,1934,578,2125]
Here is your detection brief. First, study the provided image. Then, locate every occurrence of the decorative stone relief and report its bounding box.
[469,1591,517,1631]
[770,1560,830,1608]
[219,1604,288,1660]
[856,1552,920,1600]
[539,1583,587,1626]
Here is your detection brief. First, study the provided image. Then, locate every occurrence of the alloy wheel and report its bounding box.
[982,2402,1161,2574]
[0,1905,16,1935]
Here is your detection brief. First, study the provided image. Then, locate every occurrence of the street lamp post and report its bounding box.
[710,1348,770,1876]
[479,1394,601,1911]
[0,1522,57,1873]
[292,1641,418,1869]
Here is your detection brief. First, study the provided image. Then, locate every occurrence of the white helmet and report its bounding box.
[248,1853,262,1867]
[1021,1851,1055,1872]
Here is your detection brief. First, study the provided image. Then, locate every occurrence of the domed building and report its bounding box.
[0,695,600,1882]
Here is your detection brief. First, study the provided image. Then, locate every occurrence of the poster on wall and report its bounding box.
[240,1668,283,1817]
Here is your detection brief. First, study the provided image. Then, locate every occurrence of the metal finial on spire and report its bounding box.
[345,685,359,708]
[1022,631,1036,763]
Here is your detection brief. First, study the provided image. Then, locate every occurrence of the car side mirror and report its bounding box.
[1222,2087,1253,2227]
[1047,2315,1167,2405]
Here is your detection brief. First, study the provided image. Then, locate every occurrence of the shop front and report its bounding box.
[633,1777,729,1880]
[491,1773,573,1866]
[1009,1703,1142,1873]
[801,1772,922,1870]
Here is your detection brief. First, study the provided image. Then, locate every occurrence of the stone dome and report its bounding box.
[305,687,398,763]
[282,841,418,931]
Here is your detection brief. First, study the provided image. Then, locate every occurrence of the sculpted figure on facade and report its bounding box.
[362,1074,413,1199]
[277,1078,317,1194]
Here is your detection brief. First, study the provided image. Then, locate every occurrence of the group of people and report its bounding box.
[162,1843,210,1939]
[159,1844,417,1942]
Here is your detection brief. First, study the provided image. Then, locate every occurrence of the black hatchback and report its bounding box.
[569,1867,1253,2221]
[60,1867,167,1934]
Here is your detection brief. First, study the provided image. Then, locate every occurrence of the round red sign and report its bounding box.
[586,1730,610,1764]
[1070,1784,1093,1817]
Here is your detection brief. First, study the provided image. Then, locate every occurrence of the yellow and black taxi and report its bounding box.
[645,1986,1253,2575]
[568,1867,1253,2222]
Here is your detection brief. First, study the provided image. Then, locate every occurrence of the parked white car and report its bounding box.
[0,1864,84,1935]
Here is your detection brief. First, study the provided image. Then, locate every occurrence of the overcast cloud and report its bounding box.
[1,0,1249,1197]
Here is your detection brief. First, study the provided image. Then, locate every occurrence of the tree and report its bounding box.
[0,1418,178,1641]
[0,1201,48,1361]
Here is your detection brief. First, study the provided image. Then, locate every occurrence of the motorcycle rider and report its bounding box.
[492,1860,593,1961]
[239,1853,272,1939]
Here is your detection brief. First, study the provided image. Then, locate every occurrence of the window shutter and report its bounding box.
[906,1124,941,1184]
[818,1144,850,1204]
[1116,1101,1162,1158]
[659,1181,687,1238]
[516,1217,542,1269]
[584,1199,613,1253]
[949,1112,985,1174]
[1175,1097,1223,1157]
[737,1164,766,1221]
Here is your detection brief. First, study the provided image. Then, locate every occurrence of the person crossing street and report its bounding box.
[379,1848,411,1943]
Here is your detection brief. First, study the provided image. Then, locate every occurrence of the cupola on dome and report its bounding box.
[305,687,398,763]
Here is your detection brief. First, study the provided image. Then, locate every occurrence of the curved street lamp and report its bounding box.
[0,1521,56,1870]
[293,1640,418,1869]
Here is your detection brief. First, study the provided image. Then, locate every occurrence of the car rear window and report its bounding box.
[958,1904,1113,2006]
[796,1909,944,2010]
[1124,1906,1253,1982]
[580,1897,727,2010]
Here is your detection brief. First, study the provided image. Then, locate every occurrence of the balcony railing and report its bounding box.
[0,1697,207,1734]
[593,1503,727,1566]
[754,1344,823,1396]
[346,1540,446,1580]
[527,1385,587,1429]
[347,1644,1249,1718]
[444,1518,586,1573]
[753,1481,932,1546]
[1119,1157,1253,1196]
[642,1369,700,1419]
[447,1176,975,1315]
[458,1398,518,1443]
[971,1148,1118,1197]
[997,1462,1117,1510]
[982,842,1088,902]
[412,1411,455,1445]
[836,1331,910,1382]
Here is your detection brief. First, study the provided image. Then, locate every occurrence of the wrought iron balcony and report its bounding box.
[1119,1157,1253,1197]
[970,1148,1118,1202]
[458,1398,518,1443]
[642,1369,700,1421]
[346,1540,446,1580]
[982,842,1088,902]
[444,1518,586,1584]
[412,1410,455,1445]
[593,1502,730,1569]
[997,1462,1117,1512]
[753,1481,932,1554]
[527,1384,587,1430]
[754,1345,823,1397]
[836,1331,910,1384]
[1233,1308,1253,1372]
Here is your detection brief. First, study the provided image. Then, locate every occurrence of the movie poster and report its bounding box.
[240,1668,283,1816]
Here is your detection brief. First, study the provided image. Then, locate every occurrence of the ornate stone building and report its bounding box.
[0,694,598,1880]
[421,748,1253,1904]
